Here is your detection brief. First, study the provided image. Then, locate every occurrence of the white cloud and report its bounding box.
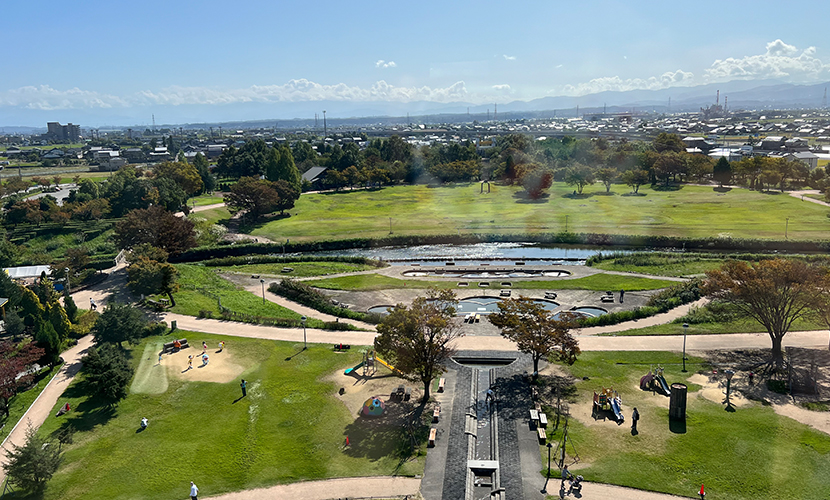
[375,60,397,68]
[0,80,470,110]
[503,54,516,61]
[704,39,829,81]
[492,84,511,91]
[558,70,694,96]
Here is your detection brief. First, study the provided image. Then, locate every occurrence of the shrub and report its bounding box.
[198,309,213,319]
[269,279,381,324]
[767,379,788,394]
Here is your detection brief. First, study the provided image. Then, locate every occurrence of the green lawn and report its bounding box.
[246,184,830,242]
[170,265,327,327]
[195,206,232,225]
[544,351,830,500]
[0,366,62,442]
[189,195,225,207]
[591,256,728,277]
[304,272,676,292]
[220,261,381,278]
[610,316,826,336]
[34,333,425,500]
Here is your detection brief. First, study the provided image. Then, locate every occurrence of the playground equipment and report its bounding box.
[592,388,624,423]
[361,396,386,417]
[374,355,395,372]
[640,366,671,396]
[344,349,398,376]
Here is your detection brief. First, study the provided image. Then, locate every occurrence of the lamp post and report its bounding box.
[682,323,689,372]
[785,217,789,239]
[541,442,553,494]
[64,267,70,295]
[301,315,307,350]
[725,369,735,407]
[260,279,265,303]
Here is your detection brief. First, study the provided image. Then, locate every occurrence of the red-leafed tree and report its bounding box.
[0,341,45,417]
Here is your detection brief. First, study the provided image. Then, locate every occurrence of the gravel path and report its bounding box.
[204,476,421,500]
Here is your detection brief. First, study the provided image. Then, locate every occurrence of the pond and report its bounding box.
[368,296,560,316]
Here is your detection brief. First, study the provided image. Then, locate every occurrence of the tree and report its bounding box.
[63,295,78,323]
[595,167,617,193]
[114,206,196,255]
[3,309,26,337]
[520,167,553,198]
[3,424,62,493]
[223,176,282,218]
[127,257,179,305]
[564,163,595,194]
[272,180,300,215]
[266,145,302,192]
[621,169,649,194]
[0,341,44,417]
[713,157,732,187]
[34,317,61,367]
[81,343,133,403]
[703,259,829,368]
[192,153,215,194]
[374,289,463,402]
[91,302,147,346]
[652,132,684,153]
[488,297,580,376]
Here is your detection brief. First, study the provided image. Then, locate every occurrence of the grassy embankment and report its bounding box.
[35,333,423,500]
[543,351,830,500]
[244,184,830,242]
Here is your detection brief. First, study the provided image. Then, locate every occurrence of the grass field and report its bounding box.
[220,261,381,278]
[189,195,225,207]
[590,254,731,277]
[196,206,232,225]
[245,184,830,242]
[304,272,676,292]
[34,333,424,500]
[609,314,826,336]
[545,351,830,500]
[169,265,327,327]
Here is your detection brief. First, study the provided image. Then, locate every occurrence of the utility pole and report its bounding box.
[323,110,327,139]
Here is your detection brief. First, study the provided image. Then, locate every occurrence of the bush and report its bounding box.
[269,279,381,324]
[200,254,385,268]
[198,309,214,319]
[767,379,789,394]
[646,278,702,310]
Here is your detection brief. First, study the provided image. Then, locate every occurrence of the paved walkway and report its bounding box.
[0,335,94,482]
[580,298,708,336]
[788,189,830,207]
[207,476,421,500]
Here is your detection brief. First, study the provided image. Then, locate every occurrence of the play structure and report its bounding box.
[592,387,624,423]
[640,366,672,396]
[361,396,386,417]
[344,349,397,376]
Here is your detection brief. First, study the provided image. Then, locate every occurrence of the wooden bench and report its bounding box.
[600,292,615,303]
[529,409,539,423]
[404,387,411,401]
[545,292,557,300]
[499,289,511,297]
[333,344,351,351]
[537,427,547,443]
[433,406,441,423]
[474,314,481,323]
[539,413,548,428]
[428,428,437,447]
[438,378,445,393]
[501,282,512,287]
[162,339,189,354]
[458,282,469,287]
[478,282,489,288]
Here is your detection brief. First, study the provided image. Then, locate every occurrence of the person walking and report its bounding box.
[632,407,640,432]
[219,341,225,352]
[561,465,572,488]
[620,289,625,303]
[190,481,199,500]
[187,355,193,370]
[240,379,247,397]
[158,352,163,364]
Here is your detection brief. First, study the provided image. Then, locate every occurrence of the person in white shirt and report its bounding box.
[190,481,198,500]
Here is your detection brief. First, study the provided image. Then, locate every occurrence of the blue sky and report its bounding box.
[3,0,829,126]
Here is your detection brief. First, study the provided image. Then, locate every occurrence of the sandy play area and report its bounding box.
[131,341,246,394]
[325,360,420,417]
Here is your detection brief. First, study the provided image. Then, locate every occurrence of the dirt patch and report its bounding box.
[687,373,749,407]
[772,403,830,435]
[163,346,246,384]
[325,363,415,416]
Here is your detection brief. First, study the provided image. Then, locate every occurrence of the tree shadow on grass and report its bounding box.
[651,184,683,191]
[621,192,647,197]
[342,399,428,468]
[57,383,118,432]
[562,192,598,200]
[512,191,550,204]
[713,186,732,193]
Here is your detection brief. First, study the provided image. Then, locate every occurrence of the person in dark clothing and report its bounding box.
[620,289,625,303]
[240,379,247,397]
[632,407,640,432]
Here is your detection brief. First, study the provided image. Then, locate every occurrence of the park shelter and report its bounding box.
[3,265,51,280]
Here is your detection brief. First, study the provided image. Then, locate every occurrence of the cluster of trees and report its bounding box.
[224,177,299,219]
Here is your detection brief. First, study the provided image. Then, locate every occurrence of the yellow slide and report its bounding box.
[374,356,396,372]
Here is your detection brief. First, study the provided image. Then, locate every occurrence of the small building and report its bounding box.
[784,137,809,152]
[301,166,327,191]
[123,148,146,162]
[760,136,786,151]
[786,151,819,170]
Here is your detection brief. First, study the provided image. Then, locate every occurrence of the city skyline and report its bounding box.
[3,0,829,126]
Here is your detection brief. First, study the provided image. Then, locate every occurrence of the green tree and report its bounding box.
[47,302,71,341]
[713,157,732,187]
[621,169,649,194]
[595,167,618,194]
[275,145,302,191]
[488,297,580,375]
[3,309,26,337]
[34,317,61,367]
[2,424,62,493]
[520,167,553,198]
[192,153,215,194]
[224,176,283,218]
[19,288,45,327]
[63,295,78,323]
[374,289,462,402]
[114,206,197,256]
[127,257,179,305]
[81,343,133,403]
[91,302,147,346]
[653,132,684,153]
[564,163,595,194]
[153,160,204,197]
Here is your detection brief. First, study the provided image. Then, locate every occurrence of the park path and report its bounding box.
[240,284,377,331]
[788,189,830,207]
[0,335,94,482]
[579,297,708,336]
[205,476,421,500]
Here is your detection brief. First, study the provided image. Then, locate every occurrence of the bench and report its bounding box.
[433,406,441,423]
[281,267,294,273]
[545,292,557,300]
[539,413,548,427]
[529,409,539,423]
[438,378,446,393]
[458,282,469,287]
[464,313,474,324]
[333,344,351,351]
[501,282,512,287]
[250,274,260,279]
[499,289,511,297]
[474,314,481,323]
[162,339,190,354]
[537,427,547,443]
[600,294,615,303]
[479,282,489,288]
[428,428,437,447]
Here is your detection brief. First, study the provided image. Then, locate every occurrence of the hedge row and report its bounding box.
[577,278,702,328]
[171,232,830,263]
[199,254,386,268]
[586,251,830,267]
[268,279,383,324]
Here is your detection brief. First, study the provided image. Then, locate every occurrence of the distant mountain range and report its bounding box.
[2,79,829,132]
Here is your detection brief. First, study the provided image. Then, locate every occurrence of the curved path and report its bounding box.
[788,189,830,207]
[0,335,94,482]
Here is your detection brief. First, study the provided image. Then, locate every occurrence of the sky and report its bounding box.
[2,0,830,127]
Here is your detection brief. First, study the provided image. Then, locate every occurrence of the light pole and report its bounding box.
[301,316,307,350]
[64,267,70,295]
[541,442,552,494]
[785,217,789,239]
[260,279,265,303]
[725,369,735,407]
[682,323,688,372]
